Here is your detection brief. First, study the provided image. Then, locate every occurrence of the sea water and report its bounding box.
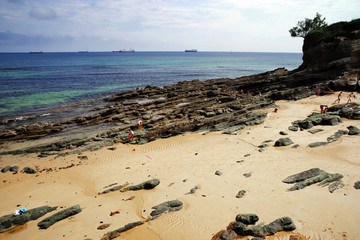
[0,52,302,119]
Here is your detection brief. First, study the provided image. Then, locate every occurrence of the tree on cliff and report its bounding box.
[289,13,328,38]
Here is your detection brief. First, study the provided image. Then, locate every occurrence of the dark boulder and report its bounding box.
[235,214,259,225]
[274,138,293,147]
[232,216,296,237]
[288,125,298,132]
[23,167,36,174]
[282,168,321,184]
[354,181,360,189]
[149,200,183,217]
[123,178,160,191]
[347,125,360,135]
[320,116,342,125]
[9,166,19,172]
[1,166,11,173]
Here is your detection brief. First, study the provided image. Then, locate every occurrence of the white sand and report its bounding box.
[1,92,360,240]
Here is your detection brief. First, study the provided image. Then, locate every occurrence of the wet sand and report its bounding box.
[1,93,360,240]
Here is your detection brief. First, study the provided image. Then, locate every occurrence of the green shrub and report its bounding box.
[305,18,360,45]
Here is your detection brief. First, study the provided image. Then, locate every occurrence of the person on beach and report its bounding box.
[129,128,134,141]
[240,89,244,95]
[347,92,353,103]
[324,105,329,113]
[316,87,321,96]
[320,104,324,113]
[259,92,262,99]
[335,91,342,103]
[274,107,278,113]
[137,118,143,130]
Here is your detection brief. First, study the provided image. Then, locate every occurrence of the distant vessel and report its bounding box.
[29,51,43,54]
[78,51,88,53]
[116,48,135,52]
[185,49,197,52]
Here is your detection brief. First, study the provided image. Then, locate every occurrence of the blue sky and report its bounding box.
[0,0,359,52]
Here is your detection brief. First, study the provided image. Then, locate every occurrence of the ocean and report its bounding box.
[0,51,302,120]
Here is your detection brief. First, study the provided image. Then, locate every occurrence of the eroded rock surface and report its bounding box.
[0,206,57,233]
[212,214,296,239]
[283,169,343,191]
[37,204,81,229]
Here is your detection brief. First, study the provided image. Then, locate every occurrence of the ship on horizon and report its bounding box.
[114,48,135,52]
[29,51,43,54]
[185,49,197,52]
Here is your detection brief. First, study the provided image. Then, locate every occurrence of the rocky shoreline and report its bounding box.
[1,18,359,156]
[0,65,359,157]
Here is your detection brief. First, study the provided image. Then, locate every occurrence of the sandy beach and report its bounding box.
[1,92,360,240]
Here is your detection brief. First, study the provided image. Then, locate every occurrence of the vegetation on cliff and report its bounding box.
[289,13,328,38]
[305,18,360,44]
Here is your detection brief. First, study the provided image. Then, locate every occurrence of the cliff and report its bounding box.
[299,18,360,73]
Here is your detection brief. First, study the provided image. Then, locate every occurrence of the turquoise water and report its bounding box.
[0,51,302,118]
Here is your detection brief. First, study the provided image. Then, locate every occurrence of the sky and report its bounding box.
[0,0,359,53]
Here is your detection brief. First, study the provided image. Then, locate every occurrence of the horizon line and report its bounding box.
[0,50,303,54]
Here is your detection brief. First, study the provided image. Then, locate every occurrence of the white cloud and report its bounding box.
[29,7,57,20]
[0,0,359,52]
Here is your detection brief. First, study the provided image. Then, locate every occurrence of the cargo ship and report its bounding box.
[185,49,197,52]
[116,48,135,52]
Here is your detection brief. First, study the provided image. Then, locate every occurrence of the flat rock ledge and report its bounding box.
[282,168,343,191]
[37,204,82,229]
[0,206,57,233]
[308,129,349,148]
[212,213,296,240]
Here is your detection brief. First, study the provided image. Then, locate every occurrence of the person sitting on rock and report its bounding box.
[137,118,143,130]
[129,128,134,141]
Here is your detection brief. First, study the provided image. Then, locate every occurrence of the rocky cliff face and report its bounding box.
[299,19,360,73]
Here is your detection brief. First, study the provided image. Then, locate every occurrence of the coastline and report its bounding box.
[0,51,302,122]
[1,93,360,240]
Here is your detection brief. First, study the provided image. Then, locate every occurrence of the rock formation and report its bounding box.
[0,206,57,233]
[299,19,360,74]
[282,168,343,191]
[212,214,296,239]
[37,205,82,229]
